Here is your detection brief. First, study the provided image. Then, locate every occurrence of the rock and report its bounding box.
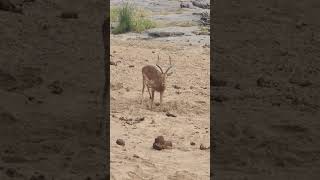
[133,154,139,158]
[48,81,63,94]
[172,85,181,89]
[296,20,307,29]
[147,28,185,38]
[154,136,165,144]
[289,78,312,87]
[166,112,177,117]
[0,0,23,14]
[153,136,172,150]
[60,11,78,19]
[129,65,134,68]
[111,83,123,91]
[190,142,196,146]
[116,139,125,146]
[192,0,210,9]
[257,77,278,88]
[1,111,18,123]
[164,141,173,147]
[192,31,210,35]
[200,144,209,150]
[180,2,193,8]
[203,44,210,48]
[30,174,46,180]
[135,117,145,123]
[6,168,19,177]
[110,61,117,66]
[199,11,210,26]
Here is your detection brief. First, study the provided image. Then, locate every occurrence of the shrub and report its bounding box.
[112,2,156,34]
[110,7,120,22]
[113,2,134,34]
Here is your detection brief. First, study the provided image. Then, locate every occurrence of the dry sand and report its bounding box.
[110,26,210,180]
[110,1,210,179]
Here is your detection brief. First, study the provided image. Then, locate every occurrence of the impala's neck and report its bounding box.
[155,72,166,92]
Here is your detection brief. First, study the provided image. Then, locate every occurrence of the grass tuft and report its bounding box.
[112,2,156,34]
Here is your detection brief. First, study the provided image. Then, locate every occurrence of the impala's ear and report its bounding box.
[167,72,173,76]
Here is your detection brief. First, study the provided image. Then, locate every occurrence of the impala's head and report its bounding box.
[156,55,174,87]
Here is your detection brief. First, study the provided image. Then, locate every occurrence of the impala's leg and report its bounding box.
[150,89,155,110]
[147,87,152,99]
[160,91,163,109]
[141,76,145,104]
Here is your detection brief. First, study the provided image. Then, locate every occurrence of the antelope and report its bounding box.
[141,55,174,110]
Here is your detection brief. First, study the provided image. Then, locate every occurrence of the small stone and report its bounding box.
[180,2,191,8]
[30,174,46,180]
[153,143,164,150]
[133,154,139,158]
[154,136,165,144]
[48,81,63,94]
[110,61,117,66]
[6,168,17,177]
[190,142,196,146]
[129,65,134,68]
[166,112,177,117]
[116,139,125,146]
[42,24,49,30]
[153,136,172,150]
[200,144,209,150]
[164,141,173,148]
[172,85,181,89]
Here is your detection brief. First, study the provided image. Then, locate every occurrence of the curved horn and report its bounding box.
[156,54,163,73]
[165,56,173,74]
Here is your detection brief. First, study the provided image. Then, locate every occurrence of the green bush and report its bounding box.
[113,3,134,34]
[112,2,156,34]
[133,18,156,33]
[110,7,120,22]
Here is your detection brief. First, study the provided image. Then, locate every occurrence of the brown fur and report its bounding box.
[141,57,173,110]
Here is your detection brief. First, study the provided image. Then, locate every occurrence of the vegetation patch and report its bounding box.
[111,3,156,34]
